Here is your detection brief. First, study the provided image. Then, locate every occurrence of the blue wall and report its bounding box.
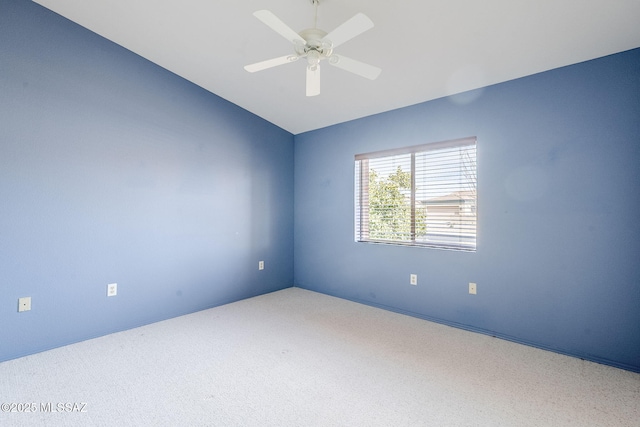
[294,49,640,372]
[0,0,294,362]
[2,0,638,373]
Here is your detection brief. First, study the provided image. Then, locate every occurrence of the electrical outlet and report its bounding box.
[107,283,117,297]
[259,261,264,270]
[469,282,477,295]
[18,297,31,312]
[410,274,417,285]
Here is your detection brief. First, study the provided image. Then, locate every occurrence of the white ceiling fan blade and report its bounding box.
[329,55,381,80]
[306,66,321,97]
[322,13,374,48]
[244,55,298,73]
[253,10,306,45]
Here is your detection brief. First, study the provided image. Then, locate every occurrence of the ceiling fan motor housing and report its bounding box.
[295,28,333,64]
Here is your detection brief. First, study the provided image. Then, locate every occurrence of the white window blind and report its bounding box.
[355,137,477,251]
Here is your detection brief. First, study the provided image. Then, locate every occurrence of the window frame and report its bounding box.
[355,136,477,252]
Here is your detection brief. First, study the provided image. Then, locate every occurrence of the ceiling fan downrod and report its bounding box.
[311,0,319,29]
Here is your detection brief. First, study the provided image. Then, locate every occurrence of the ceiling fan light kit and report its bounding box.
[244,0,381,97]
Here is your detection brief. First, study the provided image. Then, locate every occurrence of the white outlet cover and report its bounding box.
[107,283,117,297]
[410,274,417,285]
[469,282,477,294]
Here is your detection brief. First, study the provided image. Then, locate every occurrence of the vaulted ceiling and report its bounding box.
[33,0,640,134]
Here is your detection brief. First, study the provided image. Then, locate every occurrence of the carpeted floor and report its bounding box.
[1,287,638,426]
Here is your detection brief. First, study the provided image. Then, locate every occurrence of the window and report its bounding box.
[355,137,477,251]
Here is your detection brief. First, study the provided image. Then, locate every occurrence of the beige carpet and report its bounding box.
[1,287,638,426]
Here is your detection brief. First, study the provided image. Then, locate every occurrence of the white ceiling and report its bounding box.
[33,0,640,135]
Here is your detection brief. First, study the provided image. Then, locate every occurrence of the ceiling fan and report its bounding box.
[244,0,381,97]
